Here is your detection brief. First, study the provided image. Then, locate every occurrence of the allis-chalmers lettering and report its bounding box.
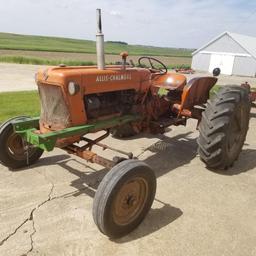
[96,74,132,82]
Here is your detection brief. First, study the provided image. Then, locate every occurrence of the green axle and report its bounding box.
[13,115,140,151]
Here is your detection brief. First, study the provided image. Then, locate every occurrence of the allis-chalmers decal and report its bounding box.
[96,74,132,82]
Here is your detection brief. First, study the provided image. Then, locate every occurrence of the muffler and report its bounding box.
[96,9,105,70]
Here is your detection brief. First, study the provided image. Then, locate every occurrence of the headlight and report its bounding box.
[68,81,80,95]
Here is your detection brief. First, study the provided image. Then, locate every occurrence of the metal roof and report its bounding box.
[192,31,256,59]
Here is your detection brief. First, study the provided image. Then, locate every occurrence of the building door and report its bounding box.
[209,54,235,75]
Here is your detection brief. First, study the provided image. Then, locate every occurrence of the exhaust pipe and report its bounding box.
[96,9,105,70]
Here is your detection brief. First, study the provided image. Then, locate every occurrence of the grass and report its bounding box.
[168,64,191,69]
[0,55,96,66]
[0,32,194,57]
[0,85,221,123]
[0,91,40,123]
[210,84,221,96]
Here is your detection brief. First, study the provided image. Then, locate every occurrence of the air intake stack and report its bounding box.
[96,9,105,70]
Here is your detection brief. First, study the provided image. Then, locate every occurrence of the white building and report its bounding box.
[192,31,256,77]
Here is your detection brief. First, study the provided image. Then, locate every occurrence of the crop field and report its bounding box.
[0,33,193,68]
[0,33,193,57]
[0,50,192,68]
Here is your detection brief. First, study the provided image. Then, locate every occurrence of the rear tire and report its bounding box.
[197,85,250,170]
[0,117,44,169]
[93,159,156,238]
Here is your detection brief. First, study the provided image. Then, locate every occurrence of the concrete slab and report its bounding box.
[1,110,256,256]
[0,63,45,92]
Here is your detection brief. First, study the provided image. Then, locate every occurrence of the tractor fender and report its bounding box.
[0,116,30,133]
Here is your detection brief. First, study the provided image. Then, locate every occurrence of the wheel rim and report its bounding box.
[112,177,149,226]
[227,104,246,154]
[6,133,35,161]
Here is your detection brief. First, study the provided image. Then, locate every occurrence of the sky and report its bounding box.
[0,0,256,49]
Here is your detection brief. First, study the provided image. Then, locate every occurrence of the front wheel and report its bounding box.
[197,85,250,170]
[0,117,44,169]
[92,159,156,238]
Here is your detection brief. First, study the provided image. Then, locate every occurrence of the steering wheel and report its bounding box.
[138,57,168,74]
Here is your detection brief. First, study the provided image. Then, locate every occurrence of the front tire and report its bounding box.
[93,159,156,238]
[0,117,44,169]
[198,85,250,170]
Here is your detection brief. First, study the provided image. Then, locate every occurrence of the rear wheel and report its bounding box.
[0,117,44,169]
[93,159,156,238]
[198,85,250,170]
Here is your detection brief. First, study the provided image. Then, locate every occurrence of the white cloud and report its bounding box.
[109,10,122,17]
[0,0,255,48]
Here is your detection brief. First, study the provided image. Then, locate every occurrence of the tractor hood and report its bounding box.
[35,65,152,129]
[35,65,151,94]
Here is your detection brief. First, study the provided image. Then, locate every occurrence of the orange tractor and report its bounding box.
[0,10,251,238]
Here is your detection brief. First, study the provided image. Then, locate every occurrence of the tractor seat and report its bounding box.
[172,76,217,118]
[153,73,187,91]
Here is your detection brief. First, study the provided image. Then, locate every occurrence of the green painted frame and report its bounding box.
[13,115,140,151]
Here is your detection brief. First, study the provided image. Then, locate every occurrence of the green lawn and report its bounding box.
[0,32,193,57]
[210,84,221,95]
[0,91,40,123]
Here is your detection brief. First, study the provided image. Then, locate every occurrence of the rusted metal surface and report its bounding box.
[171,104,203,120]
[64,144,115,169]
[82,138,133,159]
[251,92,256,102]
[38,84,71,130]
[112,177,148,225]
[7,133,27,160]
[62,131,135,169]
[6,132,37,161]
[84,90,135,120]
[241,82,256,102]
[149,116,186,134]
[120,52,129,70]
[81,130,110,150]
[152,73,186,91]
[181,77,217,110]
[79,130,132,158]
[79,151,114,169]
[175,68,195,74]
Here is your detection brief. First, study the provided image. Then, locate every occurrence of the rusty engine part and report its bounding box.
[84,89,136,119]
[241,82,256,102]
[175,68,195,74]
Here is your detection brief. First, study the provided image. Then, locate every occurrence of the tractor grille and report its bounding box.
[38,84,71,129]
